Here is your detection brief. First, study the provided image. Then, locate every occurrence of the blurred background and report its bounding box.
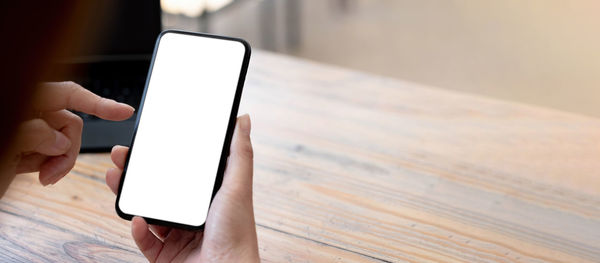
[162,0,600,117]
[58,0,600,151]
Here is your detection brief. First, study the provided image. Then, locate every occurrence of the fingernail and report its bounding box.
[52,131,71,152]
[41,178,50,186]
[108,99,132,108]
[122,103,135,112]
[239,114,251,135]
[41,172,60,186]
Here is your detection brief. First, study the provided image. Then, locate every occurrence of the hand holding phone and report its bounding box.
[106,114,259,262]
[115,30,251,229]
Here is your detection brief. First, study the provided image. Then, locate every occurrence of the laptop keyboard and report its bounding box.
[77,77,146,121]
[47,59,151,151]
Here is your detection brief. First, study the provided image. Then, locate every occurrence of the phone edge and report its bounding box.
[114,29,252,231]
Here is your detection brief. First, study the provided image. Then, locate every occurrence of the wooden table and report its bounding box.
[1,50,599,262]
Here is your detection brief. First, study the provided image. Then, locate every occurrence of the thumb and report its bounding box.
[221,114,253,198]
[202,114,259,262]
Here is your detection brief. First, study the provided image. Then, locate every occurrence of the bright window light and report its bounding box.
[161,0,234,17]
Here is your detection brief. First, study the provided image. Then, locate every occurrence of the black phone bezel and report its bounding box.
[114,30,252,230]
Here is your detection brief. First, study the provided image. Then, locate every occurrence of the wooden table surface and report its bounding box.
[1,50,599,262]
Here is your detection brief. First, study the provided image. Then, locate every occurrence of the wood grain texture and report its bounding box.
[1,50,599,262]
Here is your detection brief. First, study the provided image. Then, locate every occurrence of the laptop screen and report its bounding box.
[47,0,162,152]
[58,0,162,63]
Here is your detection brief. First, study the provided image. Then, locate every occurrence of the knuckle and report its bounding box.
[63,81,81,88]
[67,112,84,129]
[75,115,83,128]
[62,81,80,93]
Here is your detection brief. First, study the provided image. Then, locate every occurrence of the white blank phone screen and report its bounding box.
[118,32,246,226]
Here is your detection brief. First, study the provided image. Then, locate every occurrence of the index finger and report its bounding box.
[33,81,135,121]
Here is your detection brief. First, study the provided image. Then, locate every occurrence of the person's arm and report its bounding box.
[0,81,134,197]
[105,114,259,262]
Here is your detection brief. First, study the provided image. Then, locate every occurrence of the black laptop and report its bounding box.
[50,1,161,152]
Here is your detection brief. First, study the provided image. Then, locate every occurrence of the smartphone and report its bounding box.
[115,30,251,230]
